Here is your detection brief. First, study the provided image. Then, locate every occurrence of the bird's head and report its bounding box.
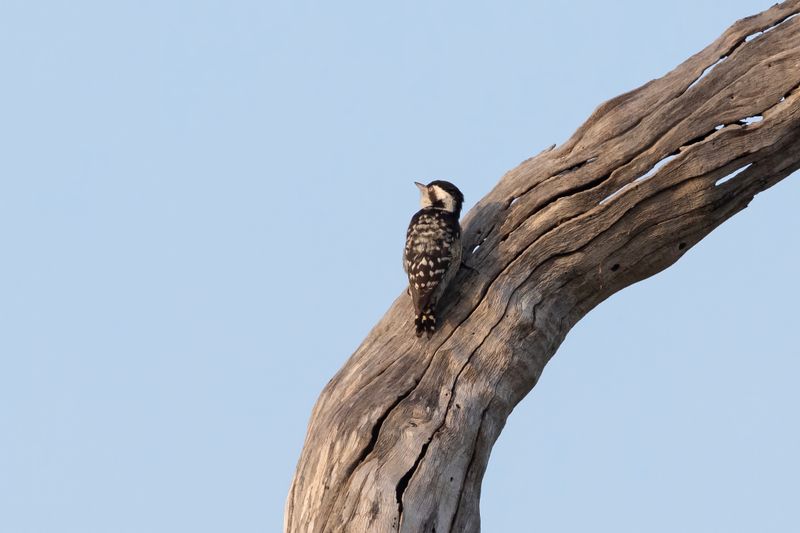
[414,180,464,216]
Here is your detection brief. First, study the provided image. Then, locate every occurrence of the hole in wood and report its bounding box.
[599,153,680,205]
[610,264,620,272]
[637,154,677,183]
[679,242,687,250]
[745,13,799,44]
[687,55,727,90]
[716,163,753,186]
[739,115,763,126]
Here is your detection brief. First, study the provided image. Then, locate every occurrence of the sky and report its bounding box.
[1,1,798,532]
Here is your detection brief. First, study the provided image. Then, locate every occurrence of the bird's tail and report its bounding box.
[415,307,436,338]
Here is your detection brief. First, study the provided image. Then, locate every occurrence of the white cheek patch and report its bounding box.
[430,185,456,212]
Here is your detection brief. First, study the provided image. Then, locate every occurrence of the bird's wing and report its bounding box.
[404,212,459,314]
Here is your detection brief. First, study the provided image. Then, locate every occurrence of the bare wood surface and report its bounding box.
[286,3,800,531]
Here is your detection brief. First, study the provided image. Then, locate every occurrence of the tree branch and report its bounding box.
[286,2,800,531]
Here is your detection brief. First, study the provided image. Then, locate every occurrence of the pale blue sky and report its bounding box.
[1,1,798,532]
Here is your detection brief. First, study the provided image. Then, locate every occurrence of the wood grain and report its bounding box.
[286,2,800,531]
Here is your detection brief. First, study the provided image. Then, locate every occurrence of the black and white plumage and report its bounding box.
[403,180,464,338]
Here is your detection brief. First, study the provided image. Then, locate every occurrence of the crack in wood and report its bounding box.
[395,312,503,525]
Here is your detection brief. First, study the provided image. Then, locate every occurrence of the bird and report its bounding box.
[403,180,464,338]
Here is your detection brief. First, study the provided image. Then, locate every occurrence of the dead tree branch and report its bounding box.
[286,2,800,531]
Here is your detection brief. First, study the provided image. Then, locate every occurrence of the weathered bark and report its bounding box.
[286,2,800,531]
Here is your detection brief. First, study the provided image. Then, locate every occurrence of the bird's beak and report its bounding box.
[414,182,426,191]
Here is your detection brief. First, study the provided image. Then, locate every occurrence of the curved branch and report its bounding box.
[286,2,800,531]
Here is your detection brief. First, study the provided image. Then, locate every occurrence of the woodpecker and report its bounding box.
[403,180,464,338]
